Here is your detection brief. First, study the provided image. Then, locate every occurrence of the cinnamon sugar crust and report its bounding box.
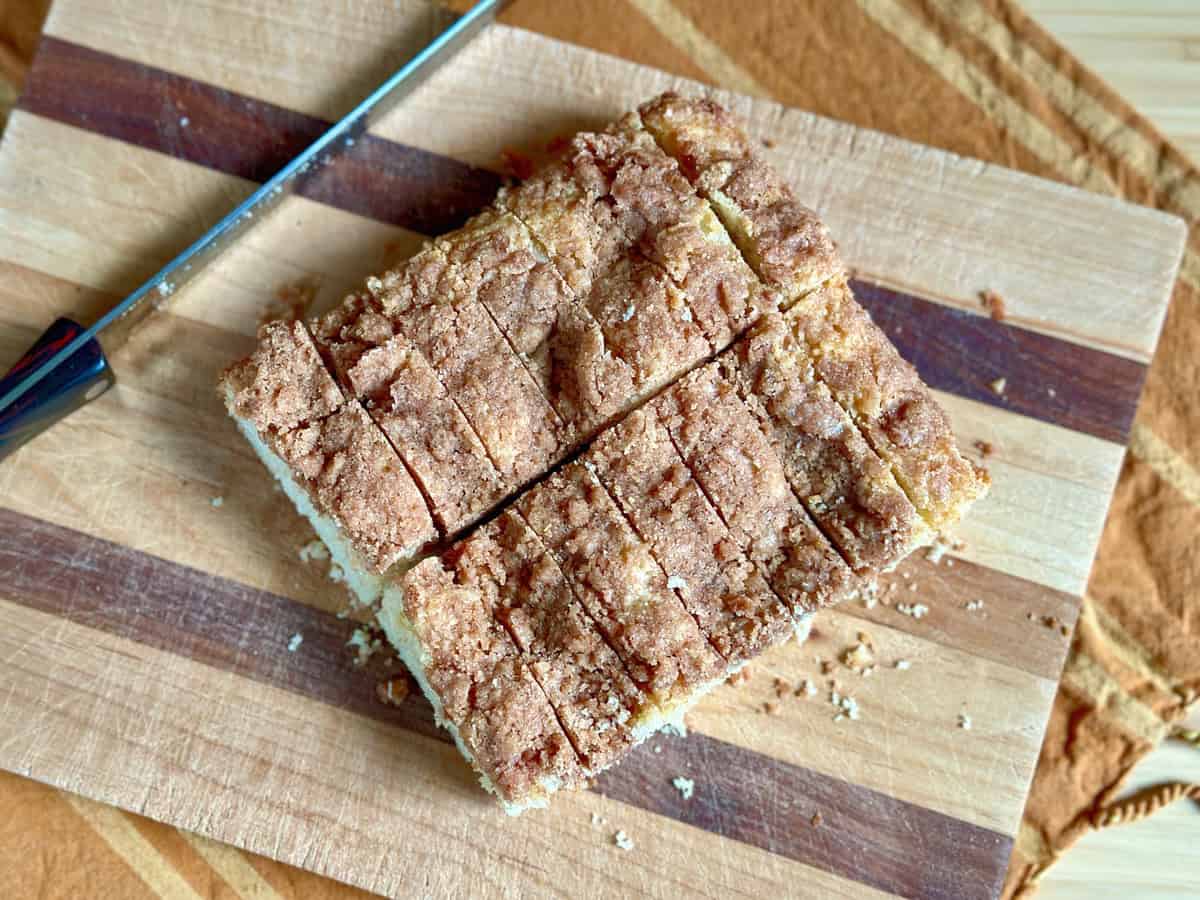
[584,254,711,397]
[366,246,564,487]
[657,363,861,615]
[729,312,930,571]
[638,93,842,303]
[517,463,724,706]
[363,336,506,534]
[588,407,794,664]
[270,400,435,572]
[221,319,343,433]
[452,510,645,773]
[787,279,989,532]
[399,558,584,804]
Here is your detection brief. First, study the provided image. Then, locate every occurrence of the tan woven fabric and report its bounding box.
[1,0,1196,896]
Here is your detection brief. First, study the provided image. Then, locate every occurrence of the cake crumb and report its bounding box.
[979,290,1007,321]
[894,659,912,671]
[897,602,929,620]
[622,303,636,322]
[653,746,662,754]
[966,599,985,613]
[1048,387,1057,398]
[328,563,346,584]
[861,582,879,609]
[210,496,224,508]
[989,377,1007,396]
[591,812,606,826]
[811,812,823,827]
[667,574,688,591]
[795,679,817,698]
[973,440,994,458]
[179,116,190,128]
[672,777,695,800]
[925,539,950,565]
[298,539,329,563]
[376,677,410,707]
[1060,624,1071,637]
[761,136,777,149]
[347,627,382,668]
[958,713,973,731]
[763,701,780,716]
[726,666,753,686]
[842,642,874,672]
[613,830,634,851]
[819,659,834,675]
[773,677,790,697]
[660,722,687,738]
[286,633,303,653]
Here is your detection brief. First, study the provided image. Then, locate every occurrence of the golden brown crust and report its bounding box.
[452,511,645,772]
[368,246,565,487]
[787,279,989,532]
[728,312,929,571]
[588,407,793,664]
[271,401,435,571]
[638,93,842,302]
[221,320,343,432]
[517,463,724,703]
[656,363,861,614]
[583,254,711,395]
[363,336,506,535]
[401,558,583,802]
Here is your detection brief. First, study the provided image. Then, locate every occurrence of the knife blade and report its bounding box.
[0,0,502,460]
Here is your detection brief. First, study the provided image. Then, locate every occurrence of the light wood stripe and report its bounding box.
[180,831,285,900]
[0,599,975,899]
[36,7,1186,362]
[855,0,1116,196]
[63,793,205,900]
[625,0,770,98]
[1130,423,1200,508]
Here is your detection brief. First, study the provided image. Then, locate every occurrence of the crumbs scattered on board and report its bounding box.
[286,633,303,653]
[811,812,823,827]
[613,830,635,851]
[298,539,329,563]
[347,627,383,668]
[979,290,1007,321]
[591,812,606,827]
[958,713,973,731]
[973,439,994,458]
[989,377,1007,397]
[376,676,411,707]
[672,777,695,800]
[897,602,929,620]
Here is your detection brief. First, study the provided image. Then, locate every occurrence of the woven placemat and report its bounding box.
[1,1,1196,897]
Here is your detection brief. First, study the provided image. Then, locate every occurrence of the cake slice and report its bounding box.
[312,298,506,534]
[638,92,842,302]
[727,312,931,571]
[640,92,987,534]
[517,462,727,726]
[587,406,796,664]
[220,320,436,606]
[571,112,770,346]
[784,279,989,534]
[452,510,647,774]
[657,363,862,615]
[367,245,565,488]
[378,556,584,813]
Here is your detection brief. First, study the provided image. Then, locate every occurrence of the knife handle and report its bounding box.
[0,318,114,461]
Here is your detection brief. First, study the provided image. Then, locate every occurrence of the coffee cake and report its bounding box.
[221,93,987,813]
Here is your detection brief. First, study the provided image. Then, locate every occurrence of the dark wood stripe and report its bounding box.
[20,36,502,236]
[20,36,1142,445]
[851,279,1145,445]
[0,506,1009,899]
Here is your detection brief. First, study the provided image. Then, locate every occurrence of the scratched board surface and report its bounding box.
[0,1,1186,898]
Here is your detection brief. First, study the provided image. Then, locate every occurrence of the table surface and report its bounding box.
[1023,2,1200,897]
[0,1,1196,897]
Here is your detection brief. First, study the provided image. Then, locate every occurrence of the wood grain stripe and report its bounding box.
[0,505,1010,899]
[13,36,1146,447]
[851,279,1144,445]
[19,36,501,237]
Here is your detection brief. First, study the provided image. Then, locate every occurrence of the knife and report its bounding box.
[0,0,502,461]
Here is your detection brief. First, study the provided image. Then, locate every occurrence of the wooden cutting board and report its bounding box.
[0,1,1186,897]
